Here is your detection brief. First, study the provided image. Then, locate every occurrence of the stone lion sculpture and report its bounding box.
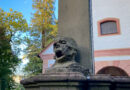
[45,36,89,75]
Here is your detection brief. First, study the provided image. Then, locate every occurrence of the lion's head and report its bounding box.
[53,36,78,63]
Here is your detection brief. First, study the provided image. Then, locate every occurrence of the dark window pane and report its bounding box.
[100,21,117,35]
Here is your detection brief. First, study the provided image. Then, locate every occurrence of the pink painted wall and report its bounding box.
[95,60,130,76]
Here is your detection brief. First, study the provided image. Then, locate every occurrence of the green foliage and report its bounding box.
[32,0,55,30]
[0,27,20,89]
[14,83,25,90]
[23,28,43,76]
[0,8,28,55]
[31,0,57,48]
[0,8,28,89]
[23,0,58,76]
[0,8,28,37]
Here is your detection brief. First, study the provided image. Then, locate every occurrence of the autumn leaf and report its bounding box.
[9,8,13,12]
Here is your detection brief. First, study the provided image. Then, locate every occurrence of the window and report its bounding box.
[98,18,121,36]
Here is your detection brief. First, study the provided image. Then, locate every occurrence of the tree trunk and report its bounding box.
[42,30,45,48]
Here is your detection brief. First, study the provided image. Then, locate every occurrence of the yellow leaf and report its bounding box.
[7,13,10,17]
[10,8,13,12]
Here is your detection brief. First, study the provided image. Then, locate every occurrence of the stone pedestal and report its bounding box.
[21,74,130,90]
[21,72,87,90]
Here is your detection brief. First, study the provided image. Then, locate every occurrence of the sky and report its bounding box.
[0,0,59,75]
[0,0,58,24]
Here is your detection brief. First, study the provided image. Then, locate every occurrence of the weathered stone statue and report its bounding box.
[54,36,78,64]
[46,36,89,76]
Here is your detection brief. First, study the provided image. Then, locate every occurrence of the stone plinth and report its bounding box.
[21,74,130,90]
[21,72,87,90]
[87,75,130,90]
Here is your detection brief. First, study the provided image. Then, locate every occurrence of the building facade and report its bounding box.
[39,43,55,73]
[92,0,130,76]
[39,0,130,76]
